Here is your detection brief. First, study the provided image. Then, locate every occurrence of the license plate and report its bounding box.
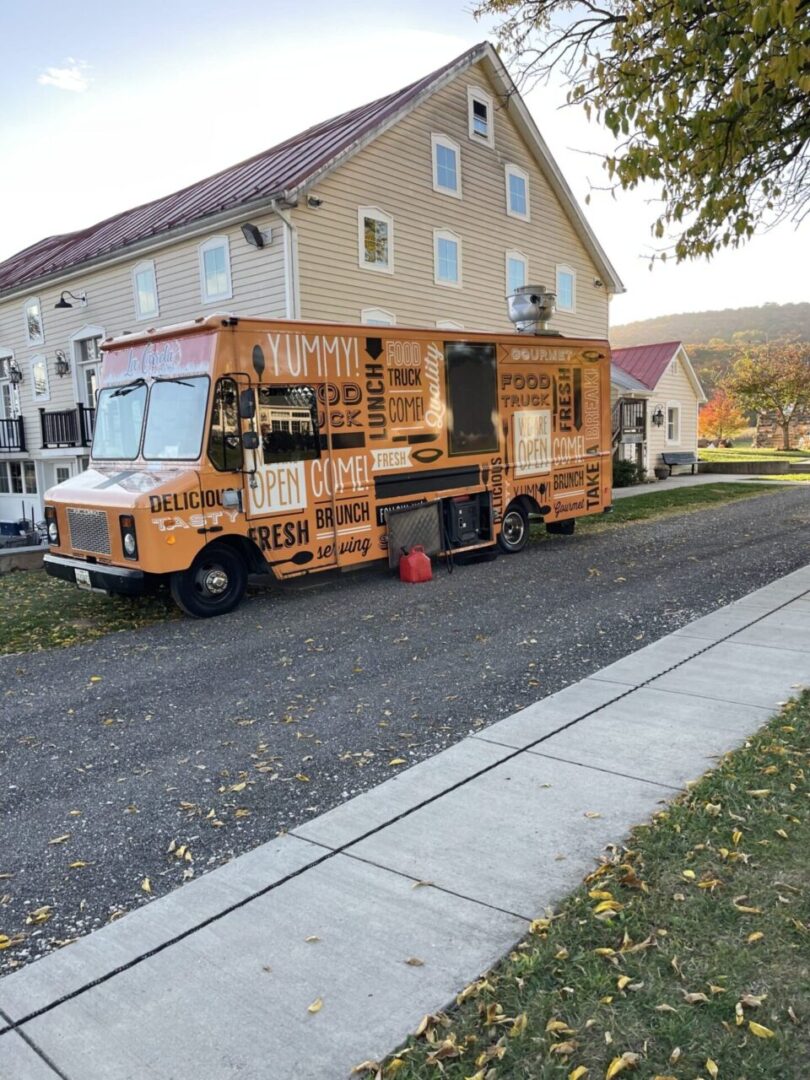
[75,567,92,589]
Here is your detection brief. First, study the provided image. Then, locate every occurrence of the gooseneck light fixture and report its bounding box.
[54,290,87,309]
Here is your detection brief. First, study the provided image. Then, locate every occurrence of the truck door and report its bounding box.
[246,383,336,572]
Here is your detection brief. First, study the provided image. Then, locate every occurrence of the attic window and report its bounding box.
[468,87,494,148]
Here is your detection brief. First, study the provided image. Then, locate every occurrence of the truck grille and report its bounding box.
[67,508,111,555]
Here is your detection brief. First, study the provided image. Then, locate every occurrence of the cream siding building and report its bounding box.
[0,42,623,522]
[611,343,707,476]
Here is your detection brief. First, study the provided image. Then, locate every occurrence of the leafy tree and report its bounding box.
[476,0,810,260]
[699,389,748,443]
[724,343,810,448]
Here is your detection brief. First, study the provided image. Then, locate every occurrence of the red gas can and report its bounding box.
[399,545,433,583]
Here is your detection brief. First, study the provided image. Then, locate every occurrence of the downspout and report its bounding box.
[270,199,300,320]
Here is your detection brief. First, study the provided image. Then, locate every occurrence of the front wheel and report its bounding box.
[170,543,247,618]
[497,504,529,554]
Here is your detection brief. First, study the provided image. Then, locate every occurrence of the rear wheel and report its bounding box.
[497,503,529,554]
[170,543,247,618]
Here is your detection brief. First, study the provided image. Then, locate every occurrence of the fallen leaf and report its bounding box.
[741,992,766,1007]
[509,1013,527,1037]
[550,1040,577,1055]
[49,834,70,846]
[569,1069,589,1080]
[404,957,424,967]
[733,897,763,915]
[605,1053,639,1078]
[388,758,407,766]
[654,1004,677,1013]
[681,869,696,880]
[584,811,602,819]
[706,1059,719,1079]
[746,789,771,797]
[25,906,52,925]
[593,900,623,914]
[307,997,323,1014]
[89,675,102,682]
[304,935,320,943]
[547,1019,575,1033]
[617,976,631,991]
[411,880,434,889]
[68,860,88,869]
[747,931,765,943]
[141,878,152,894]
[681,991,710,1005]
[748,1020,775,1038]
[351,1061,381,1075]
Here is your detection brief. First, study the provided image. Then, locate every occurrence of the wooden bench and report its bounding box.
[661,451,699,476]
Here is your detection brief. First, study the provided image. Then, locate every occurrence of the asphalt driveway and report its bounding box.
[1,485,808,972]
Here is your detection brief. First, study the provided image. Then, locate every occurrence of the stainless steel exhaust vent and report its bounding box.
[506,285,560,335]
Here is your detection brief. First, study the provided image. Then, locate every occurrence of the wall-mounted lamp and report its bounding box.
[306,195,323,209]
[651,406,665,428]
[241,222,271,249]
[7,359,23,385]
[54,290,87,309]
[55,349,71,377]
[593,277,604,288]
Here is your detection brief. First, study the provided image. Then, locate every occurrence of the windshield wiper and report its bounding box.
[111,378,147,398]
[153,376,195,388]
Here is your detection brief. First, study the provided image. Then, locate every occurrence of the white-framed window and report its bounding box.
[666,402,681,444]
[431,134,461,197]
[360,307,396,326]
[506,250,528,296]
[71,325,105,407]
[199,236,233,303]
[133,259,159,320]
[505,164,530,220]
[434,229,462,288]
[358,207,394,273]
[24,297,44,346]
[556,265,576,313]
[670,358,678,375]
[31,354,50,402]
[467,86,494,148]
[0,350,20,420]
[0,460,38,495]
[436,320,464,331]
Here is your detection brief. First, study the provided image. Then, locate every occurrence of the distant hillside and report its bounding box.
[611,302,810,349]
[611,302,810,395]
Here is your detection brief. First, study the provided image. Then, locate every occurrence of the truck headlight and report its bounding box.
[45,506,59,545]
[119,515,138,560]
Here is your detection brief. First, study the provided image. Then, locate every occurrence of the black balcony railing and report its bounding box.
[40,404,95,449]
[0,417,26,453]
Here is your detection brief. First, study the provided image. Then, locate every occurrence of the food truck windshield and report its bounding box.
[93,332,216,462]
[92,376,210,461]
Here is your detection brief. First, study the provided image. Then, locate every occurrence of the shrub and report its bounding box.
[612,458,646,487]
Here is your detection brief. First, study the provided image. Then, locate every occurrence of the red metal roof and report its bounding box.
[0,44,486,295]
[611,341,681,391]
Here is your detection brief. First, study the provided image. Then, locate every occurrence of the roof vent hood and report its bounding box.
[507,285,561,336]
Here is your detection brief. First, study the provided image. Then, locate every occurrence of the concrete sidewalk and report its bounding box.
[612,471,809,498]
[2,567,810,1080]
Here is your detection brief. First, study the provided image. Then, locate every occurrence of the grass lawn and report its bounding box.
[751,474,810,483]
[0,485,791,657]
[700,447,810,464]
[534,482,787,541]
[381,694,810,1080]
[0,569,179,656]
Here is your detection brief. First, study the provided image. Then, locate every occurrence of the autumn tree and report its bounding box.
[475,0,810,260]
[699,389,748,443]
[724,343,810,449]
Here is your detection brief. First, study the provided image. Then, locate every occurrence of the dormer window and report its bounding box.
[467,87,494,148]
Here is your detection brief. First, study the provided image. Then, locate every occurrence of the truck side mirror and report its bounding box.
[242,431,260,450]
[239,389,256,419]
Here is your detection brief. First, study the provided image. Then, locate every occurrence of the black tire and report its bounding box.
[497,503,529,554]
[169,543,247,618]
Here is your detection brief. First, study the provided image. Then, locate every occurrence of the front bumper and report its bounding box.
[44,553,146,596]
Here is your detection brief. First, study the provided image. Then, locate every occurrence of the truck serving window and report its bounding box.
[208,377,242,471]
[143,376,210,460]
[445,342,498,456]
[92,382,147,460]
[258,386,320,463]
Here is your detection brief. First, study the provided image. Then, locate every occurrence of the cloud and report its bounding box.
[38,59,90,93]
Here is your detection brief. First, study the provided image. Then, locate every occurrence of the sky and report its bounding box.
[1,0,806,327]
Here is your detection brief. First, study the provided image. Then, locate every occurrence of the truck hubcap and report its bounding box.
[502,511,525,547]
[202,567,229,595]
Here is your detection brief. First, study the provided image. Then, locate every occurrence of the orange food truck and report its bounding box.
[43,290,613,616]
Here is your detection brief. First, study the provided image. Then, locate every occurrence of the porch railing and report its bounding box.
[39,404,95,449]
[0,417,25,453]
